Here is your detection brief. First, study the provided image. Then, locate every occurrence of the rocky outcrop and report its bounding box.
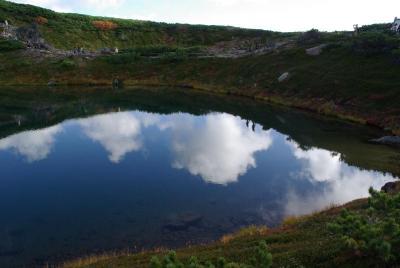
[16,24,51,50]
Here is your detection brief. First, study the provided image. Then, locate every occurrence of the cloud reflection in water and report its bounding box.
[169,113,272,185]
[0,126,62,162]
[284,141,395,216]
[79,112,142,163]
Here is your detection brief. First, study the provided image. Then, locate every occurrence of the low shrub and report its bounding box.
[297,29,323,46]
[149,241,272,268]
[328,187,400,263]
[59,58,76,69]
[0,39,25,51]
[351,32,400,55]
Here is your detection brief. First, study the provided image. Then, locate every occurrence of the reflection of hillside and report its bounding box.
[0,86,398,176]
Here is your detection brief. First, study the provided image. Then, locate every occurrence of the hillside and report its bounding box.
[0,0,288,50]
[0,0,400,136]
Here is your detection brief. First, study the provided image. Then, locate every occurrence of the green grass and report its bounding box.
[1,39,399,133]
[0,0,290,50]
[0,38,25,51]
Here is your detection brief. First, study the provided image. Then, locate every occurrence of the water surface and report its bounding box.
[0,87,398,267]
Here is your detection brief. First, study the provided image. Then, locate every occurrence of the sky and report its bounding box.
[8,0,400,32]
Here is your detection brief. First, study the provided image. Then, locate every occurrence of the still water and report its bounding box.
[0,87,398,267]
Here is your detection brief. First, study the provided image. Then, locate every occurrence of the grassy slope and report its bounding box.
[0,0,286,50]
[63,198,386,268]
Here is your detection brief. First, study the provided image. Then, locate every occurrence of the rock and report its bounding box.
[162,212,203,232]
[278,72,290,82]
[370,136,400,146]
[16,24,52,50]
[381,181,400,194]
[47,80,57,86]
[305,44,328,56]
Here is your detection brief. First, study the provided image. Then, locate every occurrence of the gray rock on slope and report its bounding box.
[306,44,328,56]
[278,72,290,82]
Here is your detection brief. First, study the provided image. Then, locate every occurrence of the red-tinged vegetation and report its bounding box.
[35,16,48,25]
[92,20,118,30]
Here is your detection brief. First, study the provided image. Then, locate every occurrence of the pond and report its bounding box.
[0,87,398,267]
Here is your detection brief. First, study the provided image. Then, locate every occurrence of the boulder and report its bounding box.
[305,44,328,56]
[278,72,290,82]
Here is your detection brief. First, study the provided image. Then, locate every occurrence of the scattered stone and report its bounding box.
[305,44,327,56]
[370,136,400,146]
[381,181,400,194]
[162,212,203,232]
[47,80,57,87]
[278,72,290,82]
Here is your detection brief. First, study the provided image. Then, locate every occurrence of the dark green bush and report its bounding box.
[0,39,25,51]
[359,23,393,35]
[104,52,141,64]
[328,188,400,263]
[58,58,75,69]
[297,29,323,46]
[351,32,400,55]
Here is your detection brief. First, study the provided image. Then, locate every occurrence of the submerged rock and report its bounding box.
[370,136,400,146]
[163,212,203,232]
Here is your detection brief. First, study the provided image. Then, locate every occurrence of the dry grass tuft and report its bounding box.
[220,225,268,244]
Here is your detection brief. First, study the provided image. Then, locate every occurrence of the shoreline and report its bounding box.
[62,180,400,268]
[2,81,398,137]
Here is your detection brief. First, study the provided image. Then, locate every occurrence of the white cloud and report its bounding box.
[79,112,142,163]
[170,113,272,185]
[0,125,62,162]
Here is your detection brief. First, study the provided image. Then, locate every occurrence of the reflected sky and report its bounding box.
[0,110,397,267]
[0,110,395,195]
[285,141,395,215]
[0,125,62,162]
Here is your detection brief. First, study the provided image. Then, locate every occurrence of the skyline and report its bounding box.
[8,0,400,32]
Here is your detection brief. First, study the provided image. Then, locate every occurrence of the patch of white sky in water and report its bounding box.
[9,0,400,32]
